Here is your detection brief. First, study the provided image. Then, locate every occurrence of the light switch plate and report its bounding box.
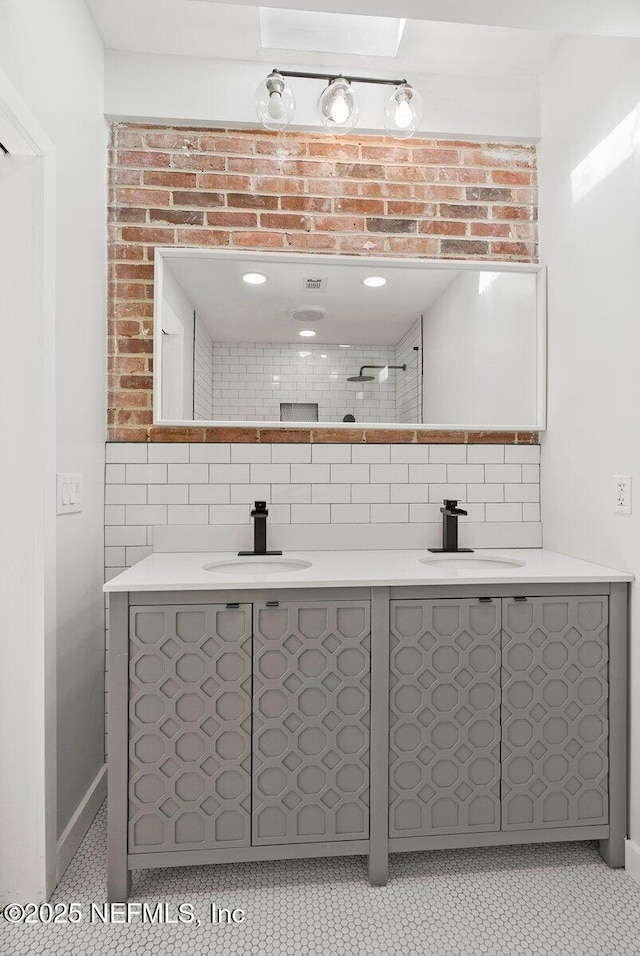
[614,474,631,514]
[57,473,83,515]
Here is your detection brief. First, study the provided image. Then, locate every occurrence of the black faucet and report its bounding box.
[238,501,282,557]
[428,499,474,553]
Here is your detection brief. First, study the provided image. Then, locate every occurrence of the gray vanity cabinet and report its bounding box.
[501,595,609,830]
[128,604,253,854]
[389,598,502,838]
[252,600,371,845]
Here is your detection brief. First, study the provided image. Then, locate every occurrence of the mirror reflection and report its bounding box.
[156,251,544,429]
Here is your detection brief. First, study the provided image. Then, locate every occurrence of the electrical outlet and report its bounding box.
[57,474,83,515]
[614,474,632,514]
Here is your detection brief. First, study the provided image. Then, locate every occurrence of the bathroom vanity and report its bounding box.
[104,549,630,901]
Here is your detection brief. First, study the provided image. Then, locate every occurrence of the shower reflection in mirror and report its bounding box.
[155,250,545,430]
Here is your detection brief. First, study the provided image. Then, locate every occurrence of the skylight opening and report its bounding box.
[259,9,406,58]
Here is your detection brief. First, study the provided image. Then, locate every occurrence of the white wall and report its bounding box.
[0,0,107,873]
[422,272,538,427]
[539,34,640,867]
[105,50,541,142]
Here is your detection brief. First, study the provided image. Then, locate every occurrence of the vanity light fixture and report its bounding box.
[363,276,387,287]
[299,329,316,337]
[256,69,423,139]
[242,272,268,285]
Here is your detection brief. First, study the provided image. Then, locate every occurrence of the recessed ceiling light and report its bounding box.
[299,329,316,337]
[363,276,387,287]
[339,344,351,348]
[242,272,268,285]
[298,351,311,358]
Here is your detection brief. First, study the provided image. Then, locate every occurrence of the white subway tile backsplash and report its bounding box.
[104,504,125,525]
[485,464,522,483]
[371,503,409,523]
[523,502,541,522]
[466,484,505,503]
[331,503,370,523]
[105,546,125,567]
[271,483,311,504]
[126,504,168,525]
[291,504,331,524]
[189,443,231,463]
[231,444,271,464]
[189,484,231,504]
[126,463,167,484]
[504,483,540,503]
[148,443,190,464]
[105,484,147,505]
[105,463,125,483]
[390,445,430,464]
[391,484,431,504]
[351,445,391,464]
[168,504,210,525]
[209,463,250,484]
[230,484,271,504]
[428,484,466,502]
[105,525,147,547]
[125,546,153,564]
[429,445,466,464]
[106,443,147,464]
[208,504,250,524]
[485,503,523,522]
[291,464,330,484]
[250,463,290,484]
[311,484,351,504]
[447,464,485,483]
[331,463,369,484]
[522,464,540,483]
[466,445,505,464]
[351,484,390,504]
[311,445,351,464]
[148,484,189,505]
[370,464,408,484]
[505,445,541,464]
[272,444,311,464]
[408,464,447,483]
[408,503,441,523]
[169,463,209,484]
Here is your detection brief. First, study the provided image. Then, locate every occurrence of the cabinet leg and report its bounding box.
[368,849,389,886]
[108,864,132,903]
[599,837,625,869]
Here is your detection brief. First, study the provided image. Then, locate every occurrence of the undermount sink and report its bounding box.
[419,555,526,571]
[202,557,312,575]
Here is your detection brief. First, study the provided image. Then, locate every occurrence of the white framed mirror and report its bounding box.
[153,248,546,431]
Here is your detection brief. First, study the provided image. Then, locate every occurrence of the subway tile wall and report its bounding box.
[104,440,541,578]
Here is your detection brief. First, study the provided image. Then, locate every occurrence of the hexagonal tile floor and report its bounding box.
[3,803,640,955]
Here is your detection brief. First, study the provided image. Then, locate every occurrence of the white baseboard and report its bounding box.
[56,764,107,884]
[625,839,640,884]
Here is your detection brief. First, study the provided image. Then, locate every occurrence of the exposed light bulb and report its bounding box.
[330,92,350,125]
[299,329,316,337]
[394,98,413,130]
[268,92,285,121]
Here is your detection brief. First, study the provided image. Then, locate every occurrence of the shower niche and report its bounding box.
[154,249,546,430]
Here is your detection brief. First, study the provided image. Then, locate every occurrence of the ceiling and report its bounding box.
[85,1,561,78]
[165,254,465,344]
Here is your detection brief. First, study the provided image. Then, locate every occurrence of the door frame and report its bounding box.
[0,67,57,899]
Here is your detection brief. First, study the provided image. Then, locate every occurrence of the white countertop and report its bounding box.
[104,548,633,593]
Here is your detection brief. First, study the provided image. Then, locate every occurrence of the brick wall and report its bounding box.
[108,124,538,442]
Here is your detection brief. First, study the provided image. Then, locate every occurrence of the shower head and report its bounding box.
[347,364,407,383]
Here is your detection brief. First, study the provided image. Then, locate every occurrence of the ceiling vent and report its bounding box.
[303,277,327,292]
[291,307,326,323]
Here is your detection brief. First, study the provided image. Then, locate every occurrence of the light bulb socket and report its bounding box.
[318,77,359,135]
[256,70,296,131]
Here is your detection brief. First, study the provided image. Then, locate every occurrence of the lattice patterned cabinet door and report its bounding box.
[501,596,609,830]
[389,599,501,838]
[128,604,252,853]
[252,602,370,845]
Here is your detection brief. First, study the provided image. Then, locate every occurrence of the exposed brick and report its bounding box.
[439,204,488,220]
[366,218,417,234]
[108,123,538,442]
[172,190,225,208]
[364,429,415,443]
[466,186,513,202]
[143,170,197,188]
[417,430,467,444]
[440,239,490,256]
[227,193,279,209]
[467,431,521,444]
[150,208,204,226]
